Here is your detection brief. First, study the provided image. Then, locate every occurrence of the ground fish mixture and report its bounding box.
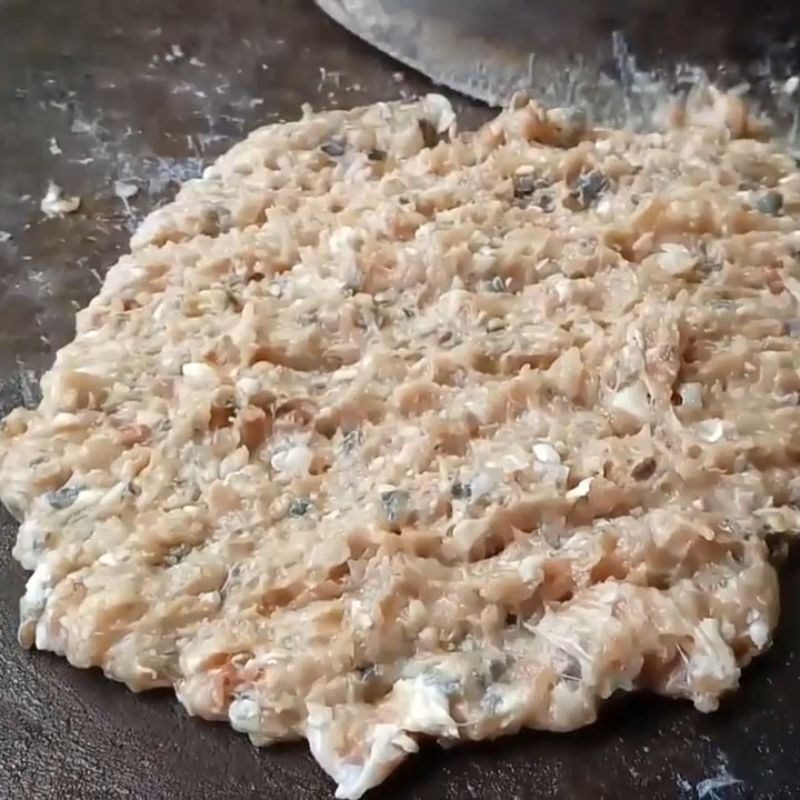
[2,91,800,798]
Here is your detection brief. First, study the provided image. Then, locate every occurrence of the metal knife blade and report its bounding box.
[315,0,800,119]
[315,0,537,106]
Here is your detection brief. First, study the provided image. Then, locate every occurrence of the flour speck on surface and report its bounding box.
[113,180,140,201]
[696,766,744,799]
[39,182,80,217]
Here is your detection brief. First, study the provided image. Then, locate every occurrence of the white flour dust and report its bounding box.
[677,751,745,800]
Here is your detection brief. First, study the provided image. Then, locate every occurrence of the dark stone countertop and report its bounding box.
[0,2,798,799]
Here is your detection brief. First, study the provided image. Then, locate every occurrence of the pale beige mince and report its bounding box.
[2,93,800,799]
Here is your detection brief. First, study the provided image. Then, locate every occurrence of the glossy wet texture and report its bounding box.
[0,1,798,798]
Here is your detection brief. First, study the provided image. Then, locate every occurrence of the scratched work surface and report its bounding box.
[0,1,799,799]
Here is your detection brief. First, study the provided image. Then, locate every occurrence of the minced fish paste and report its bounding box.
[2,91,800,798]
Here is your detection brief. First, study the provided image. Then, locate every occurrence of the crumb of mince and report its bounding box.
[2,90,800,799]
